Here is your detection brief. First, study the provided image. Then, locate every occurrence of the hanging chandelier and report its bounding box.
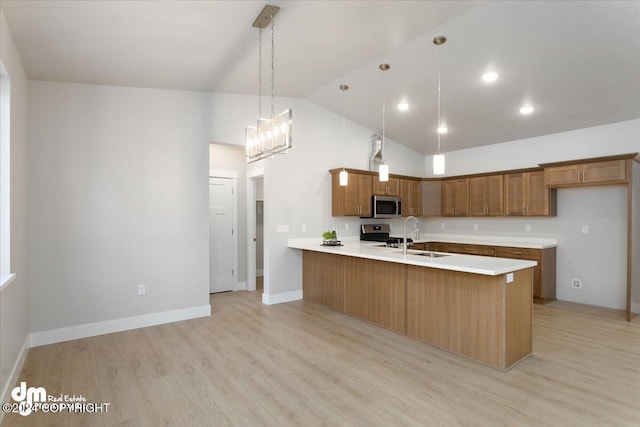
[245,5,292,163]
[432,35,447,175]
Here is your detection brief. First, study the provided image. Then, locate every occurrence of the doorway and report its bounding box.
[247,168,264,294]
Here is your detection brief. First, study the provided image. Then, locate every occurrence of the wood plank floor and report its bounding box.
[3,292,639,426]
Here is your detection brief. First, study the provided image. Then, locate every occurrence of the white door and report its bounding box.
[209,177,234,293]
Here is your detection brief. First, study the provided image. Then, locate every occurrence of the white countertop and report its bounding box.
[400,233,557,249]
[288,239,537,276]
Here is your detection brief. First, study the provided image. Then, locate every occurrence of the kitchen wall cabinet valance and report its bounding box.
[504,170,556,216]
[400,179,422,216]
[373,176,400,196]
[330,169,372,217]
[442,178,469,217]
[542,154,633,188]
[469,175,504,216]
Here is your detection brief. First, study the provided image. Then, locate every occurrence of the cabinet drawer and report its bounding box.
[426,242,447,252]
[495,247,541,260]
[446,243,495,256]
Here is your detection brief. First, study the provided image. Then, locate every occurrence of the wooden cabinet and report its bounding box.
[331,171,372,217]
[505,171,556,216]
[412,242,427,251]
[302,251,345,311]
[445,243,496,257]
[421,180,442,217]
[469,175,504,216]
[426,242,447,252]
[544,160,627,187]
[400,179,422,216]
[345,257,406,333]
[373,176,399,196]
[442,178,469,217]
[495,247,556,303]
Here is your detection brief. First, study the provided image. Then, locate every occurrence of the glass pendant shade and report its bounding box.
[433,154,446,175]
[339,169,349,186]
[379,164,389,182]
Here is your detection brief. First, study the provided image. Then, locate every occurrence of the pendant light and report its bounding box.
[339,84,349,186]
[245,5,293,163]
[433,36,447,175]
[378,63,390,182]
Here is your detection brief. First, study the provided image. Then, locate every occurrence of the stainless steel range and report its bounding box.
[360,224,414,248]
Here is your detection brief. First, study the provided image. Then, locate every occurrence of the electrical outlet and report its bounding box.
[506,273,514,283]
[440,223,445,230]
[138,284,146,295]
[571,279,582,289]
[345,223,350,231]
[473,223,479,231]
[525,224,531,233]
[301,224,307,232]
[582,225,589,234]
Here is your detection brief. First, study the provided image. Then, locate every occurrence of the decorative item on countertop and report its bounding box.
[322,229,342,246]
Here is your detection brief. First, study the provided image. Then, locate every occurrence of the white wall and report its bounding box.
[208,93,425,300]
[209,143,247,285]
[0,9,29,410]
[27,81,211,333]
[423,120,640,310]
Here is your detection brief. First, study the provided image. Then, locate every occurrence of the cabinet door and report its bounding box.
[504,173,526,216]
[582,160,626,184]
[421,181,442,217]
[544,165,581,187]
[401,180,422,216]
[410,180,421,216]
[485,175,504,216]
[342,174,361,216]
[469,177,488,216]
[373,177,399,196]
[442,180,456,216]
[358,174,373,217]
[453,179,469,216]
[527,171,552,216]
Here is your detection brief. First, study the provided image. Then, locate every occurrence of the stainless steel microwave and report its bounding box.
[372,195,402,218]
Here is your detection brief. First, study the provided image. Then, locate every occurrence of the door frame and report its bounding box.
[247,167,264,293]
[209,170,239,291]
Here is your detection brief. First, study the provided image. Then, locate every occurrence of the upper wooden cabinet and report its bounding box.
[442,178,469,217]
[373,176,399,196]
[469,175,504,216]
[400,179,422,216]
[421,180,442,217]
[505,171,556,216]
[544,159,627,187]
[331,170,372,217]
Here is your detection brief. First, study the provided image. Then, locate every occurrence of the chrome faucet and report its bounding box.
[403,216,420,255]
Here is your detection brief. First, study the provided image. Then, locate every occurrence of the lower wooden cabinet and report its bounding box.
[345,257,406,333]
[302,251,345,311]
[445,243,496,257]
[495,246,556,303]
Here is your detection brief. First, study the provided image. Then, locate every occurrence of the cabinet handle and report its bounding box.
[512,251,523,255]
[523,206,526,215]
[583,170,587,181]
[465,248,473,252]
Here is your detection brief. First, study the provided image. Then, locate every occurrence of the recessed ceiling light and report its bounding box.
[397,102,410,111]
[437,125,448,134]
[482,71,499,83]
[519,105,534,115]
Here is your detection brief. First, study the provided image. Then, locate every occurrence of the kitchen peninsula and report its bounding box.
[289,239,538,371]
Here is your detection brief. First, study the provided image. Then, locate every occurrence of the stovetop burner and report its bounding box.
[384,237,414,248]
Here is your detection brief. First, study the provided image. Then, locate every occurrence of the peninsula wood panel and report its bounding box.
[302,251,345,312]
[406,267,507,369]
[505,269,533,368]
[344,257,406,333]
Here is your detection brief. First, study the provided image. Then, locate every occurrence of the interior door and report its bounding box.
[209,177,233,293]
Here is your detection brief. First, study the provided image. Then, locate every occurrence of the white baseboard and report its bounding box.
[262,290,302,305]
[29,304,211,348]
[234,281,247,291]
[256,269,264,277]
[0,336,30,423]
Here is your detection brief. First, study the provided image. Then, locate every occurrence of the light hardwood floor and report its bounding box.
[3,293,639,426]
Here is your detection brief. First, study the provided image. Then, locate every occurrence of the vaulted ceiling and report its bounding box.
[2,1,639,154]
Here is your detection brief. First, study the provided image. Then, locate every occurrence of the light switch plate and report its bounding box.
[582,225,589,234]
[473,224,479,231]
[525,224,531,233]
[301,224,307,232]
